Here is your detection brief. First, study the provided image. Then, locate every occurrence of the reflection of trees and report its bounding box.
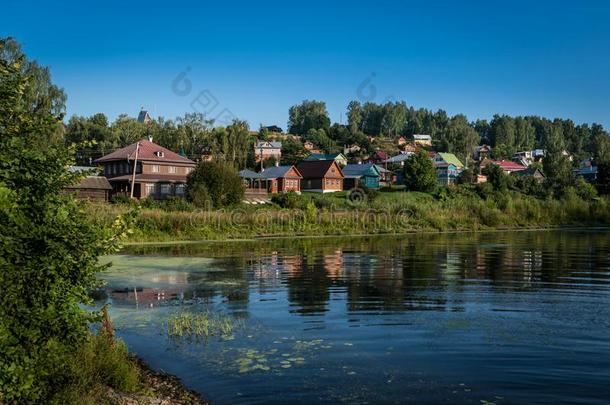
[119,230,610,316]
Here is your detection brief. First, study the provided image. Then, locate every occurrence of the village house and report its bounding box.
[296,160,344,193]
[473,145,492,161]
[304,152,348,167]
[401,142,419,154]
[574,160,598,183]
[433,152,464,185]
[384,152,413,166]
[95,137,196,200]
[396,136,407,146]
[412,134,432,147]
[303,140,323,154]
[63,166,112,202]
[343,144,362,155]
[480,159,526,174]
[260,165,302,193]
[367,150,388,164]
[342,163,382,190]
[512,167,545,182]
[254,141,282,162]
[137,108,153,124]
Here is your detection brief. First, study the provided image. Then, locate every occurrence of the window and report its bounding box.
[151,165,160,173]
[145,183,156,195]
[176,184,185,195]
[169,166,176,174]
[154,151,165,158]
[160,184,171,195]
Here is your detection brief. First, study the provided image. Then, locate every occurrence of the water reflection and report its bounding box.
[102,230,610,404]
[109,230,610,316]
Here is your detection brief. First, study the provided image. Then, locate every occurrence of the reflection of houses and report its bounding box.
[297,160,344,193]
[110,287,185,306]
[95,138,196,200]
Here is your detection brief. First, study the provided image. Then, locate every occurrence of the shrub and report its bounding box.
[186,161,244,208]
[0,38,135,402]
[271,191,306,209]
[403,149,436,192]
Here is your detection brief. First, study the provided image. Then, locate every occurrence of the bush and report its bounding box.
[186,161,244,208]
[271,191,307,209]
[403,149,436,192]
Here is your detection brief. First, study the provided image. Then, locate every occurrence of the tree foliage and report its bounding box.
[403,149,437,192]
[287,100,330,135]
[186,161,244,208]
[0,37,133,402]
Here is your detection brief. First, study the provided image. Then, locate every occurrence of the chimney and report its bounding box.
[275,161,279,167]
[148,135,153,142]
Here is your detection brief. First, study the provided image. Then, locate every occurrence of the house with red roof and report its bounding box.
[480,159,526,174]
[95,137,196,200]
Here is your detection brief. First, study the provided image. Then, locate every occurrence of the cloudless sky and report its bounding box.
[3,0,610,128]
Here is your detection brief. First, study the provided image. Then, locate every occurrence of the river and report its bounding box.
[100,229,610,404]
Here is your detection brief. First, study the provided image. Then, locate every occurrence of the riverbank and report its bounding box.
[105,357,207,405]
[87,190,610,243]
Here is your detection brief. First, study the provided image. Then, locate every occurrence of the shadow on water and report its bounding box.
[100,230,610,404]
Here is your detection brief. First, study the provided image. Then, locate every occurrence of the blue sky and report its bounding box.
[3,0,610,129]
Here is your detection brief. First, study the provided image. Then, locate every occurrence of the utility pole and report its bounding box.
[130,142,140,199]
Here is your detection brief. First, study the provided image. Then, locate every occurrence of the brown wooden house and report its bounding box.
[296,160,344,193]
[261,165,302,193]
[64,175,112,201]
[95,138,196,200]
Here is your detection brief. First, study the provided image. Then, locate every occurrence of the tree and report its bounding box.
[482,163,510,191]
[287,100,330,135]
[186,161,244,208]
[346,100,362,134]
[403,149,437,192]
[489,115,516,157]
[280,137,307,166]
[0,37,66,119]
[443,114,480,166]
[542,122,574,194]
[0,37,133,401]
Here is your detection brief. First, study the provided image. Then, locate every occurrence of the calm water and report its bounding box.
[100,230,610,404]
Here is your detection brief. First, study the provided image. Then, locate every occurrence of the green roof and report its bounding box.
[438,153,464,168]
[304,153,346,161]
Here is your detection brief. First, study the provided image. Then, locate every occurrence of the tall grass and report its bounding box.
[86,191,610,242]
[167,311,240,338]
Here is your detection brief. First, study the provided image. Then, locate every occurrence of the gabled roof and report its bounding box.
[370,151,388,160]
[342,163,381,178]
[296,160,344,178]
[94,140,196,165]
[260,165,302,179]
[436,153,464,168]
[385,153,413,163]
[304,152,346,161]
[238,169,263,179]
[491,160,526,171]
[513,167,545,178]
[65,176,112,190]
[255,141,282,148]
[137,110,152,123]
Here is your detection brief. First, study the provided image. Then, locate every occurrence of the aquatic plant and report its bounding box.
[167,311,241,339]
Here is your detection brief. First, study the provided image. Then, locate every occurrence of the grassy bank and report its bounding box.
[86,188,610,243]
[48,325,206,404]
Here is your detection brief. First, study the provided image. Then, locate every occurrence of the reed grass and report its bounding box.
[86,191,610,242]
[167,311,241,338]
